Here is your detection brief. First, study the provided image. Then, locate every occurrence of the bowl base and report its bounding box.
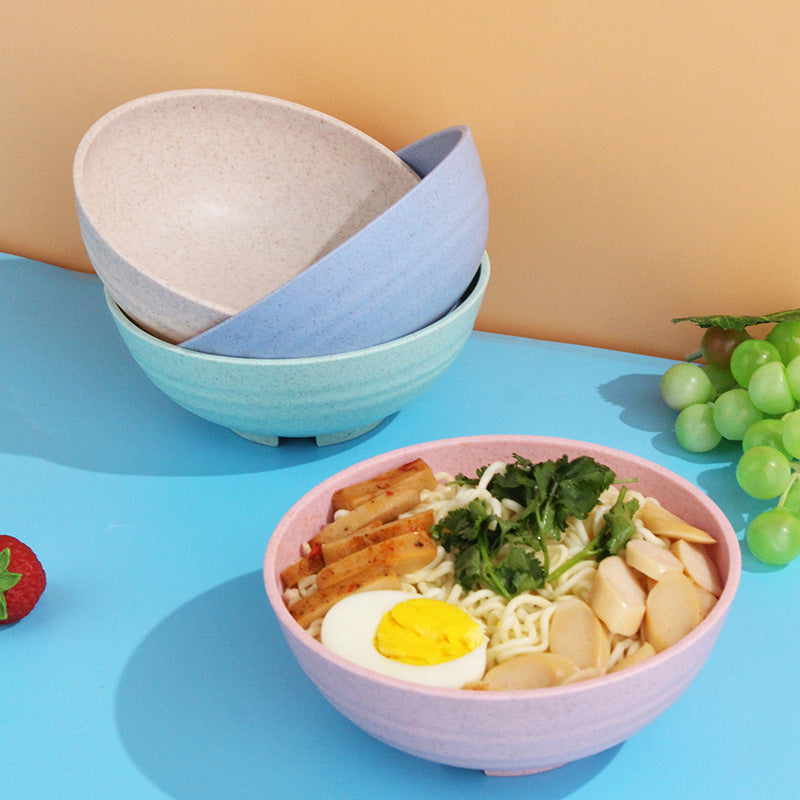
[231,419,383,447]
[483,764,564,777]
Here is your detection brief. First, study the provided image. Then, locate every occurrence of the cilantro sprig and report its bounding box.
[433,500,544,599]
[546,485,639,582]
[431,454,626,598]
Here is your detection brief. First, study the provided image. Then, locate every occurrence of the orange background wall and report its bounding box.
[3,1,799,359]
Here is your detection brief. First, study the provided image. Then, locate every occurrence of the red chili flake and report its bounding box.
[307,541,323,560]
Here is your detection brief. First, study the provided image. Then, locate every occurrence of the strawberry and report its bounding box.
[0,535,46,624]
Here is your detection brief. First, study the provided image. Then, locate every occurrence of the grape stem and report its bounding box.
[777,468,800,509]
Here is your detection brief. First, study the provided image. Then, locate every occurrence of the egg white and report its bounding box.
[319,590,488,689]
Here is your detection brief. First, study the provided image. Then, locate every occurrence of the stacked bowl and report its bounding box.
[73,89,490,445]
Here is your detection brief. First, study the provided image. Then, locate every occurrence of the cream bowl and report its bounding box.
[263,435,741,774]
[105,255,489,446]
[74,89,420,343]
[180,124,490,358]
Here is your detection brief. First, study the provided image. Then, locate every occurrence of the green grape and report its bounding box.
[674,403,722,453]
[785,354,800,401]
[735,446,792,499]
[765,320,800,364]
[742,418,789,457]
[659,362,715,411]
[746,507,800,565]
[729,338,782,387]
[700,326,751,368]
[702,363,737,394]
[747,361,796,415]
[783,409,800,459]
[712,388,765,440]
[780,477,800,515]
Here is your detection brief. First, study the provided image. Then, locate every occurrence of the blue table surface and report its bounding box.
[2,252,796,799]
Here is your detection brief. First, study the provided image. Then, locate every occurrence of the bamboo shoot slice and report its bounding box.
[609,642,657,672]
[694,583,718,619]
[549,598,610,672]
[638,502,717,544]
[480,652,580,690]
[625,538,685,582]
[562,667,601,684]
[670,539,723,597]
[644,572,702,652]
[590,555,646,637]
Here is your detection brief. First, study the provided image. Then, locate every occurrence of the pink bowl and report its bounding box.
[263,435,741,775]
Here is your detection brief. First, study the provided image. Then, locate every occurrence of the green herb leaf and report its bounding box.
[672,309,800,330]
[494,545,545,595]
[432,454,616,598]
[601,487,640,555]
[546,486,639,583]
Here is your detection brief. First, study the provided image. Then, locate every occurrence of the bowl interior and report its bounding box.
[265,434,740,693]
[74,89,420,314]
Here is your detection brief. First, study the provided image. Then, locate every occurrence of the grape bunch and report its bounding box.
[660,314,800,566]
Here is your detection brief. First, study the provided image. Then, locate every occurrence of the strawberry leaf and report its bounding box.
[0,547,23,622]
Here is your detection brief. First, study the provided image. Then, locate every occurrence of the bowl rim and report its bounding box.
[263,434,742,700]
[176,122,487,357]
[73,87,421,315]
[104,253,490,364]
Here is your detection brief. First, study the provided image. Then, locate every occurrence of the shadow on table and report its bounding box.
[0,258,385,476]
[596,373,675,433]
[114,571,620,800]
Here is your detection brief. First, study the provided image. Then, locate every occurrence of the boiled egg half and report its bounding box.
[320,590,487,689]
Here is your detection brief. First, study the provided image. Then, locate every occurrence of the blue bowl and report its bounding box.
[181,125,489,358]
[106,254,490,445]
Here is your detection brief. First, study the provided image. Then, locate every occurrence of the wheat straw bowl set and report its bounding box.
[72,90,742,777]
[73,88,490,445]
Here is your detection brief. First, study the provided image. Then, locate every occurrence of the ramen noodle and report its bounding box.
[397,464,659,672]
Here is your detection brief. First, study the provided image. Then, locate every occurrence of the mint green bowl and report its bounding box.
[105,253,489,446]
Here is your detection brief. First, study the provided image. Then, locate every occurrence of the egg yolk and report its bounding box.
[373,598,483,665]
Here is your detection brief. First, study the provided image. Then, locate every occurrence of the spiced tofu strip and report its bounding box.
[310,486,423,547]
[321,510,435,564]
[281,518,383,588]
[280,547,326,589]
[331,458,438,511]
[315,530,438,590]
[282,506,434,591]
[288,569,404,629]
